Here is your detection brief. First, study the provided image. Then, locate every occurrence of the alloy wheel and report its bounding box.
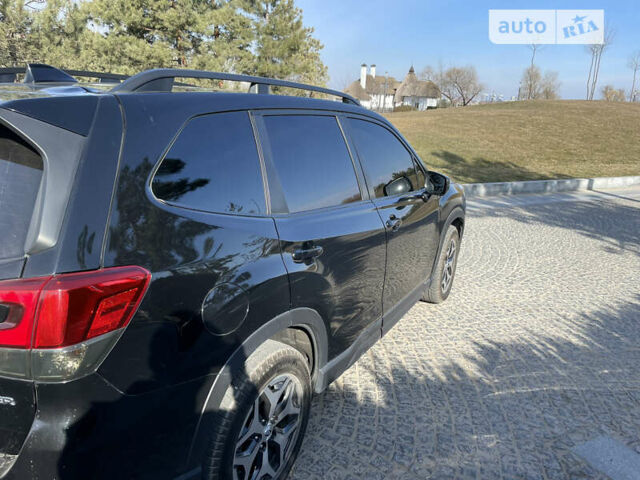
[233,374,302,480]
[441,239,456,294]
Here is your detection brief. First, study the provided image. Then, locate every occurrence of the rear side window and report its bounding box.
[0,126,43,260]
[152,112,265,215]
[262,115,361,213]
[348,118,422,198]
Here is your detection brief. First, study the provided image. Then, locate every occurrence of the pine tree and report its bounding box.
[31,0,87,69]
[0,0,39,67]
[79,0,254,75]
[241,0,327,86]
[0,0,328,87]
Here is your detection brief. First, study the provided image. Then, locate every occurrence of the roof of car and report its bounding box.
[0,64,360,103]
[0,84,375,113]
[0,83,108,102]
[0,66,392,136]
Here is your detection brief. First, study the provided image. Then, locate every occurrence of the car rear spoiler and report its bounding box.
[0,64,128,84]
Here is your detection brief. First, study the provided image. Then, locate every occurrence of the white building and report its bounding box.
[344,64,398,111]
[345,64,439,111]
[393,66,439,110]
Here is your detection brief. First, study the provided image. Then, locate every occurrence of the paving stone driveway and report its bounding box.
[291,188,640,480]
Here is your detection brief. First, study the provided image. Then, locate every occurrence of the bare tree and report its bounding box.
[628,50,640,102]
[526,44,543,99]
[521,65,541,100]
[601,85,625,101]
[520,66,560,100]
[528,44,542,67]
[419,65,435,82]
[421,64,483,107]
[436,66,483,107]
[541,71,561,99]
[586,28,615,100]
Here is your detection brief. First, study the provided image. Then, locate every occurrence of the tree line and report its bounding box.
[0,0,327,85]
[416,34,640,105]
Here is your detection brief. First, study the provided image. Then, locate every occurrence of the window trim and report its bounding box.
[147,109,269,218]
[252,110,367,216]
[343,115,428,200]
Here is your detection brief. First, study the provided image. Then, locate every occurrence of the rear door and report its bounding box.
[345,117,439,331]
[254,112,386,358]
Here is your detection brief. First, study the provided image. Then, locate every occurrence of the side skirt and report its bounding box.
[317,279,429,392]
[316,317,382,392]
[381,280,426,337]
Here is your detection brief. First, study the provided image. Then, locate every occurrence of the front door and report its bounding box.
[345,117,439,331]
[254,112,387,359]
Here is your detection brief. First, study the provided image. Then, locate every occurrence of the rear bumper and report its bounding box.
[1,373,120,479]
[1,372,210,479]
[0,377,35,476]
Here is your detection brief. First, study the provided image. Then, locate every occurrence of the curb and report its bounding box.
[462,175,640,198]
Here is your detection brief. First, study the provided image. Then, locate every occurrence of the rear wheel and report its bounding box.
[422,225,460,304]
[202,341,312,480]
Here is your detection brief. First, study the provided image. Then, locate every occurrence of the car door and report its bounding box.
[345,116,440,332]
[254,112,387,359]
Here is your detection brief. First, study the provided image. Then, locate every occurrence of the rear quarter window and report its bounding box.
[0,126,43,260]
[151,111,265,215]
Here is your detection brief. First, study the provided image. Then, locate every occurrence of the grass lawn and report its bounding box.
[385,100,640,184]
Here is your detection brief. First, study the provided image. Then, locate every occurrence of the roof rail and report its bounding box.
[110,68,360,105]
[0,64,128,84]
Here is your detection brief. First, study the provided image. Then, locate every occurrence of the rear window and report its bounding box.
[152,111,265,215]
[0,126,43,260]
[261,115,361,213]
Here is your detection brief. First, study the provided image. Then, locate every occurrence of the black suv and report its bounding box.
[0,64,465,480]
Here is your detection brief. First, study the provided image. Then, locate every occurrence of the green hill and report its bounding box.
[386,100,640,183]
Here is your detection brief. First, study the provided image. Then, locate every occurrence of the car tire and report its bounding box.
[422,225,460,304]
[202,340,312,480]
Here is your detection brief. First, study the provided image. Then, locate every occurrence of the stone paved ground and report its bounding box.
[291,187,640,480]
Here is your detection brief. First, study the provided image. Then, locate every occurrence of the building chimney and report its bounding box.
[371,64,376,78]
[360,63,367,89]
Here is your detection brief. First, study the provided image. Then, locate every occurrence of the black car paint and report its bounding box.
[0,88,465,479]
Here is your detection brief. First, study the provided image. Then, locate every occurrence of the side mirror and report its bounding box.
[384,176,412,196]
[425,171,450,196]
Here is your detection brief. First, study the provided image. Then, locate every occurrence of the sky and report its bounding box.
[295,0,640,100]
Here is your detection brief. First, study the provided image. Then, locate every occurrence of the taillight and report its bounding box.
[0,277,50,348]
[0,266,150,381]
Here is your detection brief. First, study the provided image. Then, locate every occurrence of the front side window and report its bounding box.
[348,118,422,198]
[152,112,265,215]
[262,115,361,213]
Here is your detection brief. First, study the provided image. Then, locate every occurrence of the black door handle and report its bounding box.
[386,215,402,232]
[401,191,429,202]
[292,245,324,263]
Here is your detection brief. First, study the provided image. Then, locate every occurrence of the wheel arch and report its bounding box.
[431,207,465,280]
[185,307,328,469]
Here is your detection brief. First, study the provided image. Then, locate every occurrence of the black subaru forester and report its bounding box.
[0,64,465,480]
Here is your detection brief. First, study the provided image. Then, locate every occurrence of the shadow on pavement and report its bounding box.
[293,296,640,479]
[470,194,640,256]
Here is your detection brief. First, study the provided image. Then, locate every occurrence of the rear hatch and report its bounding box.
[0,92,92,473]
[0,88,129,476]
[0,122,41,469]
